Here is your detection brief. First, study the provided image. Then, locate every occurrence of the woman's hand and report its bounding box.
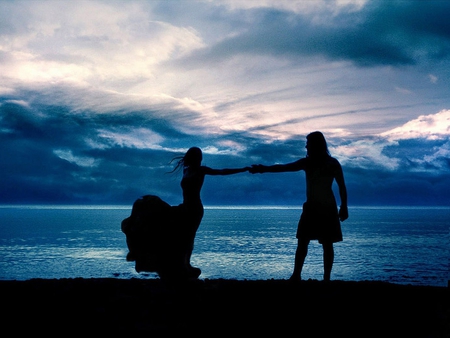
[339,205,348,221]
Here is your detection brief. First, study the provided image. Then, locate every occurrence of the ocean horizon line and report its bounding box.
[0,204,449,210]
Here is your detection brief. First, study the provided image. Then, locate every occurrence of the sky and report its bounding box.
[0,0,449,206]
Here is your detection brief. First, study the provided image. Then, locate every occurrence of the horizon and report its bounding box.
[1,1,449,206]
[1,203,449,209]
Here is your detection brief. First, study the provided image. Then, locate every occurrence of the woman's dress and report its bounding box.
[121,167,205,277]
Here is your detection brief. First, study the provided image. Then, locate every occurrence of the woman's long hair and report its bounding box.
[169,147,203,173]
[306,131,330,160]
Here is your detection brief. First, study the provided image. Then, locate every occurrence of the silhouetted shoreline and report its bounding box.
[2,278,447,336]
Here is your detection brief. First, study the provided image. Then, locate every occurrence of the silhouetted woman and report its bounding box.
[250,131,348,281]
[169,147,250,278]
[123,147,249,281]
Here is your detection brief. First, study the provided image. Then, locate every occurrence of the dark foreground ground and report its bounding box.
[1,278,447,337]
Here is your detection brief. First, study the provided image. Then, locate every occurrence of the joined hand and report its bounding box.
[249,164,264,174]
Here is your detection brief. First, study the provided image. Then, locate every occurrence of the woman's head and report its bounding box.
[183,147,202,167]
[306,131,330,158]
[169,146,202,173]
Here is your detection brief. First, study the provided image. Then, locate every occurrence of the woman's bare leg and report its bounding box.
[290,239,309,281]
[322,242,334,281]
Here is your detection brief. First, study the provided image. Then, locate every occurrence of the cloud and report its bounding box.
[96,127,165,150]
[1,94,449,205]
[181,1,450,67]
[331,110,450,175]
[0,1,448,206]
[428,74,438,84]
[53,149,100,168]
[212,0,367,14]
[333,138,400,170]
[381,109,450,141]
[0,1,204,90]
[395,87,412,95]
[1,0,448,142]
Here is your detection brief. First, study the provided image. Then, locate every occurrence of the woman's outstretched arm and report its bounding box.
[202,166,250,176]
[250,159,304,173]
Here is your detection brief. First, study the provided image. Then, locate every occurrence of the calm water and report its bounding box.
[0,205,448,286]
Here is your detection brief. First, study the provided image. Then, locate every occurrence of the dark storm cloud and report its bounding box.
[1,90,449,206]
[0,96,174,204]
[181,1,450,67]
[0,94,256,205]
[382,138,450,172]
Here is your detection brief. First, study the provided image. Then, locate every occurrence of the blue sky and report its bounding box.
[0,0,449,206]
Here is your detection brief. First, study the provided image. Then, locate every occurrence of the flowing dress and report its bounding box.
[121,166,205,276]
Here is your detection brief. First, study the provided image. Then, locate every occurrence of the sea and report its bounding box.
[0,205,448,287]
